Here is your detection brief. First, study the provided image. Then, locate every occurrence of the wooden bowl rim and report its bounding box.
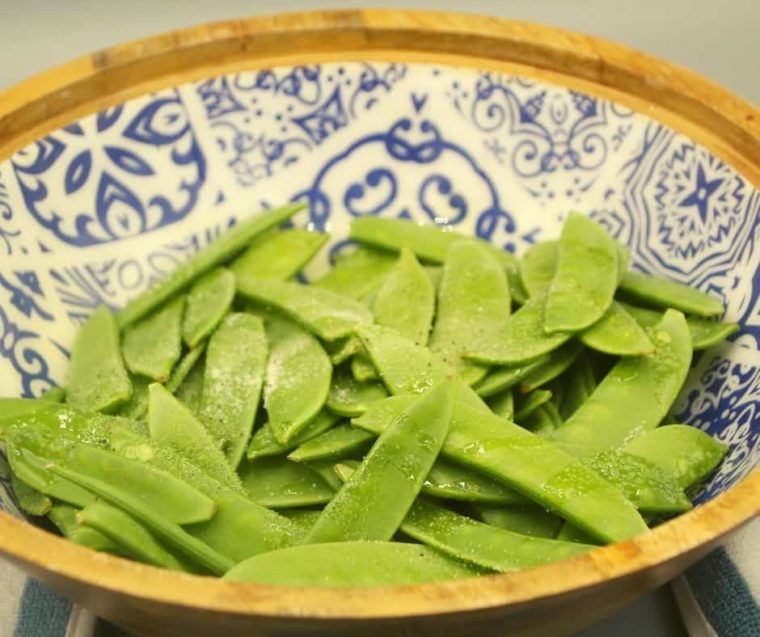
[0,8,758,620]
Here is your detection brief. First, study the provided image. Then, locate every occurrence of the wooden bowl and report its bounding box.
[0,10,758,637]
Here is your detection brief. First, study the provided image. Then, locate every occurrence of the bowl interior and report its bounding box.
[0,60,757,518]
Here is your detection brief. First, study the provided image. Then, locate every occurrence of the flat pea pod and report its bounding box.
[465,295,571,365]
[246,412,341,461]
[174,353,205,414]
[622,303,738,350]
[371,247,435,345]
[164,344,207,394]
[430,241,510,385]
[10,472,52,516]
[182,268,235,347]
[66,306,132,413]
[519,240,558,297]
[122,296,185,382]
[117,203,303,327]
[550,310,692,458]
[400,498,592,573]
[238,457,335,508]
[305,384,452,544]
[487,389,514,421]
[544,213,619,333]
[556,354,596,420]
[349,353,379,383]
[230,229,328,281]
[78,501,187,571]
[326,367,388,417]
[288,424,374,463]
[305,458,347,491]
[519,342,583,392]
[622,425,727,489]
[40,386,66,403]
[149,384,243,492]
[579,301,655,356]
[524,402,563,437]
[618,272,724,317]
[264,319,332,444]
[200,313,268,466]
[326,337,363,365]
[514,389,553,422]
[237,277,372,341]
[225,541,482,586]
[312,247,396,299]
[556,522,600,545]
[473,503,563,539]
[115,375,150,420]
[474,356,549,398]
[277,508,322,539]
[49,504,122,554]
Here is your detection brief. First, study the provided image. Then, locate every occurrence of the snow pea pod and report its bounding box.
[465,295,571,365]
[182,268,235,347]
[551,310,692,458]
[225,541,482,586]
[326,367,388,417]
[238,457,335,508]
[278,508,322,538]
[473,503,563,539]
[230,229,328,281]
[487,389,514,421]
[200,313,268,466]
[174,353,205,414]
[149,384,242,492]
[78,501,187,571]
[514,389,553,422]
[165,344,207,394]
[40,386,66,403]
[544,213,618,333]
[305,384,452,544]
[556,354,597,420]
[122,296,185,382]
[117,203,303,327]
[519,240,558,298]
[49,504,122,554]
[10,472,52,516]
[556,522,600,545]
[288,424,374,463]
[524,402,563,437]
[579,301,655,356]
[618,272,724,317]
[474,356,549,398]
[519,342,583,392]
[431,241,510,385]
[66,306,132,413]
[621,303,738,350]
[237,277,372,341]
[312,247,396,299]
[622,425,727,489]
[263,318,332,444]
[115,375,150,420]
[246,412,341,461]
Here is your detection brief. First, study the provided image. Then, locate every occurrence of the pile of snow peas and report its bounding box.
[0,204,734,587]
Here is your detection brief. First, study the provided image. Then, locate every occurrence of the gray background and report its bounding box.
[1,1,755,635]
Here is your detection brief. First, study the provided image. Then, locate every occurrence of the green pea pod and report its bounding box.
[544,214,619,333]
[122,296,185,382]
[278,508,322,539]
[230,229,328,281]
[616,242,630,285]
[10,472,52,516]
[465,295,571,365]
[288,424,374,463]
[473,503,563,539]
[312,247,396,299]
[550,310,692,458]
[556,354,597,420]
[174,353,205,414]
[237,277,372,341]
[622,425,727,489]
[264,319,332,444]
[238,457,335,508]
[556,522,600,545]
[78,501,188,571]
[350,354,379,383]
[225,541,482,586]
[519,240,557,298]
[164,344,207,394]
[305,458,347,491]
[148,384,243,492]
[246,412,341,461]
[326,368,388,417]
[580,301,655,356]
[474,356,549,398]
[431,241,510,385]
[621,303,738,350]
[487,389,514,421]
[200,313,268,466]
[115,375,150,420]
[618,272,724,317]
[401,499,592,573]
[524,403,564,437]
[425,265,443,290]
[66,306,132,413]
[49,504,122,554]
[182,268,236,348]
[326,337,363,365]
[305,384,452,543]
[519,342,584,392]
[40,386,66,403]
[117,203,304,327]
[514,389,553,422]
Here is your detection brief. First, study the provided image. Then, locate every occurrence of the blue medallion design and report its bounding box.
[0,166,25,256]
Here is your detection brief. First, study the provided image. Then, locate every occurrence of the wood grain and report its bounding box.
[0,10,758,637]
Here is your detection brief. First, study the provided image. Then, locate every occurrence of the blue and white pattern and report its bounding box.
[0,62,757,512]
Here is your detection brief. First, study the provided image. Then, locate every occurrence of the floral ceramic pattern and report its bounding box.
[0,62,757,509]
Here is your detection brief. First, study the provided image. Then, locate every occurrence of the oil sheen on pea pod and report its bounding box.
[544,213,619,333]
[617,271,724,317]
[229,229,328,281]
[117,203,304,328]
[199,313,268,468]
[225,541,483,586]
[579,301,655,356]
[305,384,452,544]
[181,268,235,348]
[622,425,727,489]
[122,296,185,382]
[430,241,510,385]
[263,318,332,445]
[236,277,373,341]
[246,412,341,461]
[312,247,397,299]
[473,503,563,539]
[66,306,132,413]
[238,457,335,508]
[550,310,692,458]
